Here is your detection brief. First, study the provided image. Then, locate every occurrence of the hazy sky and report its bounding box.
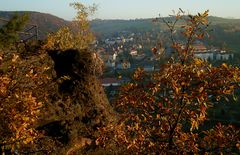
[0,0,239,20]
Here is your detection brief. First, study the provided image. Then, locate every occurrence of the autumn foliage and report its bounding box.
[96,10,240,154]
[0,3,114,154]
[0,6,240,155]
[44,2,96,51]
[0,47,56,153]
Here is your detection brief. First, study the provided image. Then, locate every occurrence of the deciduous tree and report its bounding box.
[96,10,240,154]
[0,47,57,154]
[44,2,96,50]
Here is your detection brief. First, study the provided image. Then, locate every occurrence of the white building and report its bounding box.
[194,51,234,61]
[194,52,214,60]
[130,50,138,56]
[100,78,122,87]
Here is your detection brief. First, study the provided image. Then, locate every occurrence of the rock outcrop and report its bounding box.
[38,49,116,154]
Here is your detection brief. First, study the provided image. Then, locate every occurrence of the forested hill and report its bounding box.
[91,16,240,33]
[91,19,155,36]
[0,11,240,51]
[0,11,71,39]
[91,17,240,51]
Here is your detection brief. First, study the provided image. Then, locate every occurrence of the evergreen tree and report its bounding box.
[0,13,29,48]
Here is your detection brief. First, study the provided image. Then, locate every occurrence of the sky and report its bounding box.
[0,0,240,20]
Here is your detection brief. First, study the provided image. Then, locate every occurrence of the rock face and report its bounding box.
[38,49,116,153]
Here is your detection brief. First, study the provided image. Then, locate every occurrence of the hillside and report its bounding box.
[0,11,71,39]
[91,17,240,52]
[90,16,240,36]
[0,11,239,51]
[91,19,156,36]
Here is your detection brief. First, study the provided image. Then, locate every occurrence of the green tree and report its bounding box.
[0,13,29,48]
[96,10,240,154]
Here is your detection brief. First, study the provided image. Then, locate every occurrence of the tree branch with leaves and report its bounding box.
[96,10,240,154]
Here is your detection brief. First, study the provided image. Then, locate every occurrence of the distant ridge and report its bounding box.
[0,11,71,39]
[90,16,240,36]
[0,11,239,46]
